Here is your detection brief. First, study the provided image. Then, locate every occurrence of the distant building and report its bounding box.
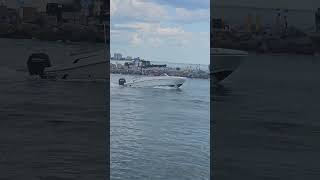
[46,2,65,23]
[140,60,151,67]
[0,6,18,23]
[22,6,38,22]
[113,53,122,60]
[5,0,47,20]
[62,11,81,24]
[17,0,48,12]
[5,0,78,13]
[133,57,140,66]
[92,0,102,16]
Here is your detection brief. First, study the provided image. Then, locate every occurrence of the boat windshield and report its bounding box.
[132,77,140,82]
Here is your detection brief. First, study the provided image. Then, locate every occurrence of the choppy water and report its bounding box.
[213,54,320,179]
[111,74,210,179]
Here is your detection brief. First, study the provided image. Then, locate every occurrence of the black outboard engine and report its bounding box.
[27,53,51,77]
[119,78,126,86]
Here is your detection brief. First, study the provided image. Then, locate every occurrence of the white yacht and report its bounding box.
[118,74,186,88]
[211,48,248,83]
[27,51,108,80]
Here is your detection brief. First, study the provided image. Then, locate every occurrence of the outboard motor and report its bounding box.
[27,53,51,77]
[118,78,126,86]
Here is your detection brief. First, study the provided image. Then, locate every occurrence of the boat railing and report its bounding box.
[72,54,102,63]
[70,48,105,57]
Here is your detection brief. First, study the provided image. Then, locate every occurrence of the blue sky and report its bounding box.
[110,0,210,65]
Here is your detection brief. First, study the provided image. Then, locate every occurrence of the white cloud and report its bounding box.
[110,0,210,64]
[112,22,192,48]
[111,0,169,22]
[110,1,209,47]
[155,26,185,36]
[130,33,142,46]
[148,37,164,47]
[113,23,153,32]
[110,0,119,17]
[114,22,186,37]
[175,8,210,22]
[111,0,209,23]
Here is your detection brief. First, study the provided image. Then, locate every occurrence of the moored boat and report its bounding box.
[211,48,248,83]
[27,52,107,80]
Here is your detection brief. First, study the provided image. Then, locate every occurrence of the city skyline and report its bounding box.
[110,0,210,65]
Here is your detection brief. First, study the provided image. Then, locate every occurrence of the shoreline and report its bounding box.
[110,69,210,79]
[0,22,108,43]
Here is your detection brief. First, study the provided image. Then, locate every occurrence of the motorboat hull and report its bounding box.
[124,76,186,88]
[211,48,247,83]
[44,60,107,80]
[27,52,108,81]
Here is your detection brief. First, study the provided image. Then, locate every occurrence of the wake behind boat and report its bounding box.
[118,74,186,88]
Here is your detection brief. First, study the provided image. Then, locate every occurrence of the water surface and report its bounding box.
[0,39,107,179]
[213,54,320,179]
[111,74,210,179]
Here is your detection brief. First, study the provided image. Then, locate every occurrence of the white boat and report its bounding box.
[118,74,186,88]
[27,23,109,81]
[211,48,248,83]
[27,51,108,80]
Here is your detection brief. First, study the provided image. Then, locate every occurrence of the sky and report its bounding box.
[110,0,210,65]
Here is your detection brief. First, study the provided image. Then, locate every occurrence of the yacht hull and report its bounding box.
[211,48,247,83]
[44,60,107,80]
[27,52,108,81]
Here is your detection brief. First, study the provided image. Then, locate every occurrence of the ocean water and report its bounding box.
[0,39,107,179]
[213,54,320,179]
[111,74,210,179]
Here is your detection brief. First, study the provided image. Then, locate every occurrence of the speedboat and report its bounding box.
[27,51,108,80]
[211,48,248,83]
[118,74,186,88]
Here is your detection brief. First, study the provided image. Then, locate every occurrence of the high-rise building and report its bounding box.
[114,53,122,60]
[24,0,47,12]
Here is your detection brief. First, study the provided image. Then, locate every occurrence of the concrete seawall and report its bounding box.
[111,65,209,79]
